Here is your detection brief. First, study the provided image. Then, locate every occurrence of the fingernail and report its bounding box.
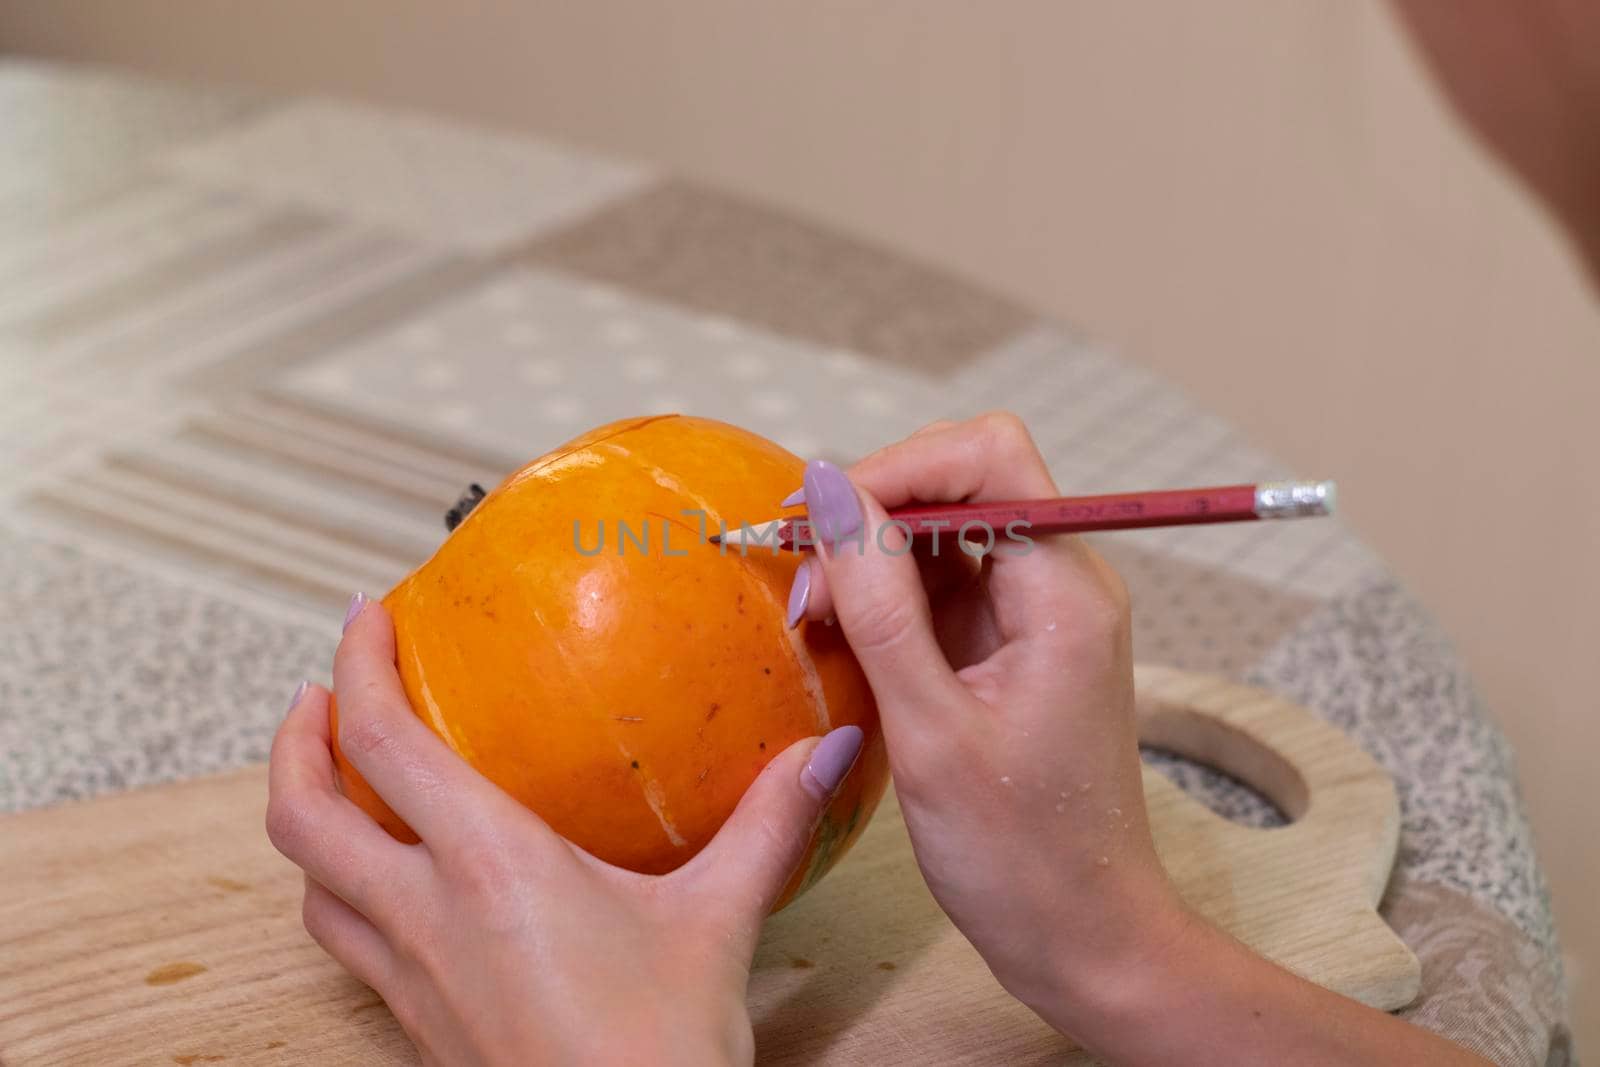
[780,487,805,508]
[802,725,864,800]
[286,680,309,714]
[343,592,369,632]
[802,460,861,545]
[786,561,811,630]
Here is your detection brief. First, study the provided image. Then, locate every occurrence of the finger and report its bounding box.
[267,681,425,916]
[846,412,1109,640]
[851,411,1059,505]
[777,418,955,507]
[794,538,980,625]
[671,726,864,929]
[333,595,547,850]
[302,875,399,993]
[801,460,970,714]
[908,418,958,440]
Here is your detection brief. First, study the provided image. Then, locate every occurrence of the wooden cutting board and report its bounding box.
[0,666,1419,1065]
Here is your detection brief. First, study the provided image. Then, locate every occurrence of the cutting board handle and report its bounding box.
[1133,663,1402,908]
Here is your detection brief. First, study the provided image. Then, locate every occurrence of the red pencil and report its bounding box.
[709,480,1336,551]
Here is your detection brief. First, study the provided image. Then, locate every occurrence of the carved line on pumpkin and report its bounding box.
[591,440,726,534]
[409,656,471,762]
[598,429,834,739]
[593,430,835,788]
[616,741,688,848]
[501,414,680,494]
[786,627,833,735]
[490,486,692,854]
[639,509,837,736]
[507,448,607,492]
[678,503,835,736]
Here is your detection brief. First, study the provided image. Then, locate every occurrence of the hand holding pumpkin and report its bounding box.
[266,598,863,1067]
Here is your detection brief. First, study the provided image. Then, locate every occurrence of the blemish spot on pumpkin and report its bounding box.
[206,876,249,892]
[146,962,207,986]
[758,741,766,750]
[706,703,719,721]
[763,666,772,675]
[877,961,897,971]
[615,716,643,723]
[697,768,709,783]
[790,957,815,969]
[630,760,640,770]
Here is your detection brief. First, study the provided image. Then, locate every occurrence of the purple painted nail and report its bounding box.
[343,592,369,632]
[802,460,862,546]
[286,680,309,714]
[802,725,864,800]
[780,487,805,508]
[786,561,811,630]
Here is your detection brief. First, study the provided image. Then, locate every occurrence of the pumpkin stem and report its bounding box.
[444,483,487,532]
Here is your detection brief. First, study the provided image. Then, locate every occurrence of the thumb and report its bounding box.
[675,725,864,921]
[799,459,968,713]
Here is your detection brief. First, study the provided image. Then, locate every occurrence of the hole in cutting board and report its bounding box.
[1139,745,1288,829]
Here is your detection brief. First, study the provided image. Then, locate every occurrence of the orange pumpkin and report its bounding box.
[331,414,887,906]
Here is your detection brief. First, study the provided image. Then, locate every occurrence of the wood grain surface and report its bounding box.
[0,666,1419,1065]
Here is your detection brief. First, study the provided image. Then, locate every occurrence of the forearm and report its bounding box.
[1036,908,1491,1067]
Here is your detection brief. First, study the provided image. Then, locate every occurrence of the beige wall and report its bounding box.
[4,0,1596,1046]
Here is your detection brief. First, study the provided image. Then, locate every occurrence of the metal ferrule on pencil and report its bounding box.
[1253,480,1338,520]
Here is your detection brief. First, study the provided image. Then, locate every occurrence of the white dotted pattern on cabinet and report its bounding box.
[280,268,949,465]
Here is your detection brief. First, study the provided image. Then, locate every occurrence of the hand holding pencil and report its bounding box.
[772,414,1474,1066]
[713,479,1335,552]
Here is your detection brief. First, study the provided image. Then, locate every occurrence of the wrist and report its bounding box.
[579,994,752,1067]
[1025,886,1212,1041]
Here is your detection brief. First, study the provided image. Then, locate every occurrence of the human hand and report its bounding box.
[789,415,1496,1067]
[787,414,1189,1025]
[267,598,864,1067]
